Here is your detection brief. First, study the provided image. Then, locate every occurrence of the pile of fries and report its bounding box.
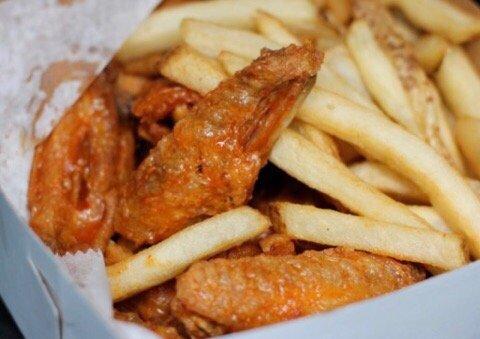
[29,0,480,337]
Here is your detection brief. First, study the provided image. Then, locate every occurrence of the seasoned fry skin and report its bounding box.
[28,76,134,254]
[173,248,425,335]
[115,45,322,245]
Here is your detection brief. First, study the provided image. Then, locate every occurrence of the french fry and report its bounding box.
[108,206,270,301]
[455,117,480,178]
[315,36,342,51]
[346,20,420,135]
[255,11,301,47]
[408,206,452,234]
[181,19,280,59]
[272,202,467,270]
[389,10,419,43]
[323,44,370,97]
[289,120,340,159]
[413,34,449,73]
[297,88,480,257]
[270,129,431,230]
[160,45,227,95]
[436,46,480,120]
[316,63,377,110]
[115,72,152,98]
[383,0,480,43]
[347,12,465,173]
[117,0,318,61]
[351,160,480,203]
[218,51,250,76]
[350,161,429,204]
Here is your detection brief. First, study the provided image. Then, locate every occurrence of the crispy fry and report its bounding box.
[218,51,250,76]
[297,88,480,257]
[255,11,301,47]
[436,46,480,120]
[408,206,452,234]
[455,117,480,179]
[349,2,465,172]
[351,160,480,203]
[270,129,430,230]
[413,34,449,73]
[350,161,428,204]
[181,19,280,59]
[289,120,340,160]
[273,202,466,270]
[117,0,318,61]
[160,45,227,95]
[346,20,420,134]
[383,0,480,43]
[323,44,370,97]
[108,207,270,301]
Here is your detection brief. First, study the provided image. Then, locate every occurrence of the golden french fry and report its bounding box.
[272,202,467,270]
[347,13,465,173]
[297,88,480,257]
[117,0,317,61]
[270,129,431,230]
[108,207,270,301]
[115,72,152,98]
[346,20,420,135]
[383,0,480,43]
[436,46,480,120]
[289,120,340,159]
[316,63,377,110]
[181,19,280,59]
[389,9,419,42]
[351,160,480,203]
[408,205,452,234]
[218,51,251,76]
[350,161,429,204]
[455,117,480,179]
[413,34,449,73]
[160,45,227,95]
[323,44,370,97]
[315,36,342,51]
[255,10,301,46]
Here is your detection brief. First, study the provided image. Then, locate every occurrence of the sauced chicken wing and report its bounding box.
[173,248,425,336]
[28,76,134,253]
[115,45,322,245]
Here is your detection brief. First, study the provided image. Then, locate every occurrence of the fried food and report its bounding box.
[173,248,425,335]
[348,0,465,172]
[271,202,466,270]
[114,45,321,245]
[28,76,134,253]
[108,207,270,301]
[297,88,480,257]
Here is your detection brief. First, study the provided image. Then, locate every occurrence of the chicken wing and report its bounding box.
[114,45,322,245]
[28,76,134,253]
[173,248,425,336]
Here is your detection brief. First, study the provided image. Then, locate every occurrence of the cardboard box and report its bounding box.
[1,1,480,338]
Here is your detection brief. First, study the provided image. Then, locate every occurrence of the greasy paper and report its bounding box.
[0,0,159,220]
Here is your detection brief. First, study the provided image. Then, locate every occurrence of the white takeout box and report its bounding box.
[1,1,480,338]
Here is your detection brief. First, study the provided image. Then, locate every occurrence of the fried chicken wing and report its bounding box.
[173,248,425,335]
[115,45,322,245]
[28,76,134,253]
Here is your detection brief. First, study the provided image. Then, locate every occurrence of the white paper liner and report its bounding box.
[58,250,160,339]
